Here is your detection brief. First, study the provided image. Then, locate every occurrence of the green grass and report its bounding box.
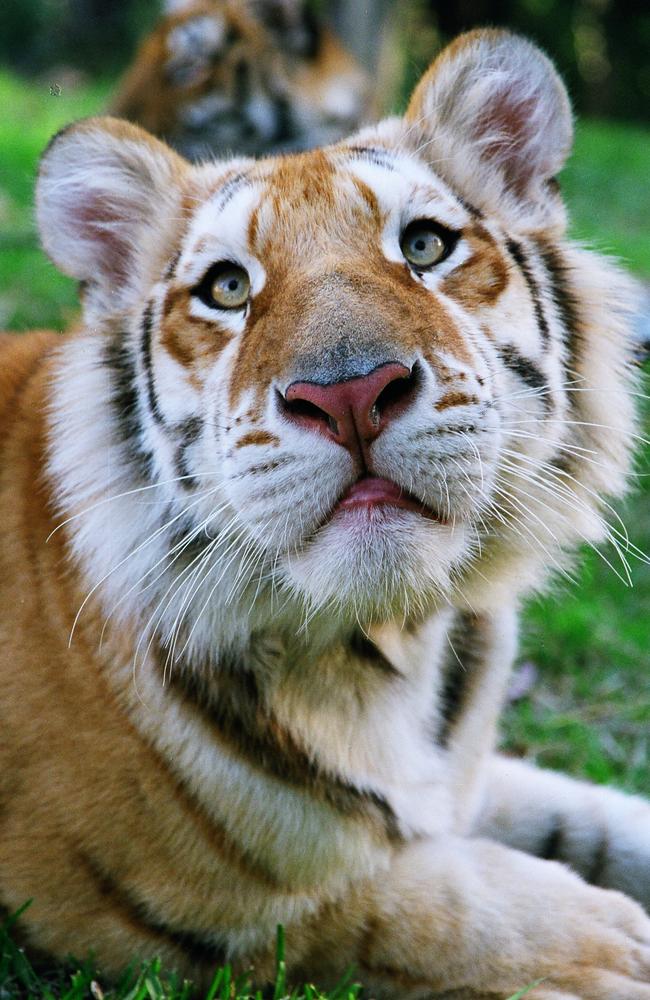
[0,72,111,331]
[0,908,538,1000]
[0,69,649,998]
[0,916,364,1000]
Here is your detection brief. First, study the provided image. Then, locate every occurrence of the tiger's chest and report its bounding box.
[105,622,463,897]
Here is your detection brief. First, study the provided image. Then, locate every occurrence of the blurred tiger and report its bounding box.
[2,28,650,1000]
[110,0,371,159]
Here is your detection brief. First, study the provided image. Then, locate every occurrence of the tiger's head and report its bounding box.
[38,30,638,655]
[110,0,370,160]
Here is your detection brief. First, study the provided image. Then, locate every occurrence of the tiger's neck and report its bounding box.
[41,331,517,889]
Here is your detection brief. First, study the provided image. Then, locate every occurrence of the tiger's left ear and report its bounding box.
[405,29,573,226]
[36,117,188,316]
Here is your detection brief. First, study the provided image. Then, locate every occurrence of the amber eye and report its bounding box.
[194,262,250,310]
[400,220,456,269]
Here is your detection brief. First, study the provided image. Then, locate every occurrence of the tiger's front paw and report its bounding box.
[364,838,650,1000]
[535,880,650,999]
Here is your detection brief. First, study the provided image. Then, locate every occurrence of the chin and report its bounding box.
[281,505,470,623]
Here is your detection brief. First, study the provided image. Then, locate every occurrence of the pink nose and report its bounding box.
[281,362,417,461]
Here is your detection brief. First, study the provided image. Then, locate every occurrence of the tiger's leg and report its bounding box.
[281,835,650,999]
[473,755,650,911]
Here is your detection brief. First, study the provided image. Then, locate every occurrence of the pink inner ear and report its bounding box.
[474,91,541,196]
[76,193,133,283]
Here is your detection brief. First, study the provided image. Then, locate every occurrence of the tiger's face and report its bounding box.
[111,0,370,160]
[159,146,507,616]
[39,31,636,647]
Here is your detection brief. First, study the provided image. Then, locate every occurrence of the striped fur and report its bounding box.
[2,30,650,999]
[111,0,370,160]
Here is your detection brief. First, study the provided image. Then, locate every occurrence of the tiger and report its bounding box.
[110,0,371,160]
[1,27,650,1000]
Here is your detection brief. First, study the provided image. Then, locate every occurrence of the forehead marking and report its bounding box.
[344,146,397,171]
[212,171,253,214]
[350,176,382,228]
[344,145,474,227]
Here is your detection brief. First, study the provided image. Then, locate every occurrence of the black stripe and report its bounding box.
[215,172,251,212]
[535,241,583,377]
[164,252,180,281]
[163,655,402,843]
[345,146,396,172]
[499,344,551,410]
[173,416,203,490]
[456,195,483,219]
[76,850,228,967]
[140,302,164,426]
[585,833,610,886]
[506,238,550,346]
[346,143,482,219]
[438,612,485,746]
[104,337,153,479]
[349,630,402,678]
[539,818,565,861]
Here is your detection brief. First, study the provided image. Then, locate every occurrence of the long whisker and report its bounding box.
[68,486,222,647]
[494,471,633,587]
[46,472,220,543]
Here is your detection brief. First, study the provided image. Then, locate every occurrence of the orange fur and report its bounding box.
[2,29,650,1000]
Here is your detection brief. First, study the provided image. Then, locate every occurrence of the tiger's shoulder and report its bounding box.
[0,331,60,428]
[110,0,371,160]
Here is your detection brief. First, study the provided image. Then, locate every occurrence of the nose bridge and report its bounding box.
[285,269,410,386]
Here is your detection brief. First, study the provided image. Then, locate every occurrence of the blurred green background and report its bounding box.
[0,0,648,798]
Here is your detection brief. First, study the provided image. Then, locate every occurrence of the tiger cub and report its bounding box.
[2,28,650,1000]
[111,0,371,160]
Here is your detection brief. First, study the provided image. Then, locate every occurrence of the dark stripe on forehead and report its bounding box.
[499,344,551,410]
[162,655,402,843]
[506,238,550,347]
[75,850,228,967]
[214,171,252,212]
[346,145,481,223]
[344,146,396,172]
[141,301,164,427]
[104,336,153,480]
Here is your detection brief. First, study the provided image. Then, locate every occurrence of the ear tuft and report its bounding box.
[36,117,187,298]
[406,30,573,220]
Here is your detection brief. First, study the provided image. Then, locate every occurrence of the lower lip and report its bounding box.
[335,477,444,522]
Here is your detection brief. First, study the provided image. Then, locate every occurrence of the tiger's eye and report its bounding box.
[208,264,250,309]
[400,221,450,269]
[194,262,251,310]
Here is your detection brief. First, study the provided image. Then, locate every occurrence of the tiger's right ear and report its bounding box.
[36,117,188,308]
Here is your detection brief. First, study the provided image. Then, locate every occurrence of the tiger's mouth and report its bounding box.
[332,476,447,523]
